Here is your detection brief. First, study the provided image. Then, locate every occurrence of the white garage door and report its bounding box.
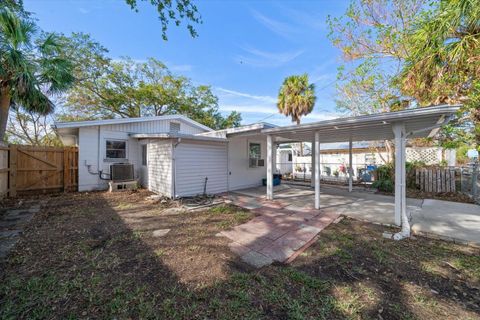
[174,141,228,197]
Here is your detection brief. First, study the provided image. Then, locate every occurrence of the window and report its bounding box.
[141,145,147,166]
[169,122,180,134]
[288,153,293,162]
[106,140,126,159]
[249,142,261,168]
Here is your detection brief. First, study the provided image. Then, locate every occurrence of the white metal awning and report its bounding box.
[262,105,461,143]
[263,105,461,235]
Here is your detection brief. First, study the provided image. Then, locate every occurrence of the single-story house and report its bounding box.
[55,105,460,229]
[55,115,278,196]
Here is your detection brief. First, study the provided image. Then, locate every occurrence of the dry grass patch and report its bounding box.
[0,191,478,319]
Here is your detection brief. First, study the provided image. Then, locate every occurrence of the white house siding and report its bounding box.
[227,135,268,191]
[102,119,205,135]
[78,126,103,191]
[147,140,173,196]
[75,118,207,192]
[174,141,228,197]
[78,126,142,191]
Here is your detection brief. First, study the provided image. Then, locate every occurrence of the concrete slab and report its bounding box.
[411,199,480,245]
[230,184,480,245]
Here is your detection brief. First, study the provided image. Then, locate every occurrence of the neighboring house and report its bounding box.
[278,141,456,182]
[55,116,276,197]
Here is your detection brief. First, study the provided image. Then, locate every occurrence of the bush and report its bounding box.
[373,161,426,192]
[372,179,394,193]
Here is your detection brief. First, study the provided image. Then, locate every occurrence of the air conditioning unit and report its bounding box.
[110,163,134,182]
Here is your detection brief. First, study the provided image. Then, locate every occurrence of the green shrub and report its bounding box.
[372,179,394,193]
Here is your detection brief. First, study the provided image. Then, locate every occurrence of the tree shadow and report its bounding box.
[0,191,478,319]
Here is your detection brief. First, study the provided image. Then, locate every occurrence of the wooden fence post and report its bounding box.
[63,147,69,192]
[9,145,17,197]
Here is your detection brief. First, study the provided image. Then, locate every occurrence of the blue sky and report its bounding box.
[24,0,350,126]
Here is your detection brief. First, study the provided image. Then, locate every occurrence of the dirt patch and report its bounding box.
[376,188,475,203]
[1,191,479,319]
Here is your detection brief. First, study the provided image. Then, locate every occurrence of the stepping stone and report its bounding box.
[240,250,273,268]
[0,230,21,238]
[228,241,251,256]
[152,229,171,237]
[0,220,21,228]
[259,244,295,262]
[0,238,18,259]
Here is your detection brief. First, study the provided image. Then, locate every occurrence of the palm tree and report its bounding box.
[0,8,75,144]
[277,74,316,125]
[277,74,316,155]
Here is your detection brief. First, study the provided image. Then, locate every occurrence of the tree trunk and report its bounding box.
[0,88,11,146]
[296,118,303,156]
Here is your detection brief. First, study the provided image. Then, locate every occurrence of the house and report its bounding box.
[56,105,461,231]
[276,141,456,182]
[55,115,277,197]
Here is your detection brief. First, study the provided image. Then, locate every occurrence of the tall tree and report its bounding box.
[277,74,316,156]
[328,0,427,161]
[62,57,241,130]
[327,0,426,115]
[0,8,75,144]
[6,108,61,146]
[277,74,316,125]
[398,0,480,148]
[124,0,202,40]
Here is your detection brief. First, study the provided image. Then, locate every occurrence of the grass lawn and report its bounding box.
[1,190,479,319]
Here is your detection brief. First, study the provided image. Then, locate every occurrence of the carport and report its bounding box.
[262,105,461,238]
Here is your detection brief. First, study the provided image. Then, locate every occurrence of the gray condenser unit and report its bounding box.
[110,163,134,182]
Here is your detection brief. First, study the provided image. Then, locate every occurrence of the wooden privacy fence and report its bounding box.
[415,167,456,193]
[0,145,78,197]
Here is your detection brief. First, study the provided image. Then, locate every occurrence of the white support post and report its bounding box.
[272,142,277,174]
[314,132,321,210]
[267,134,273,200]
[392,123,410,239]
[311,140,315,188]
[348,137,353,192]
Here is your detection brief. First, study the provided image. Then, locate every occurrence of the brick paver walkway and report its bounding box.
[220,193,340,268]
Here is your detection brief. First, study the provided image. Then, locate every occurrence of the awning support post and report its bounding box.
[311,139,315,188]
[267,134,273,200]
[314,132,320,210]
[392,123,410,239]
[348,137,353,192]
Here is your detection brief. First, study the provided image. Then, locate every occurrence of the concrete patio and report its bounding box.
[224,184,480,248]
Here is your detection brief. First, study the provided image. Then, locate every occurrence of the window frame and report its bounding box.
[248,141,262,168]
[169,121,181,134]
[141,144,147,166]
[105,139,127,161]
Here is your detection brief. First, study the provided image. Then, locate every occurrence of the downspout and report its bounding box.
[172,138,181,199]
[97,125,101,178]
[226,140,230,192]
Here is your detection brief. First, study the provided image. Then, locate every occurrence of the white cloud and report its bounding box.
[78,7,89,14]
[277,6,327,31]
[169,64,193,73]
[235,46,304,67]
[215,87,340,125]
[251,9,297,39]
[216,87,277,104]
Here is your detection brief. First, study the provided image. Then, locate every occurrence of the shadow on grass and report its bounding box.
[0,191,478,319]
